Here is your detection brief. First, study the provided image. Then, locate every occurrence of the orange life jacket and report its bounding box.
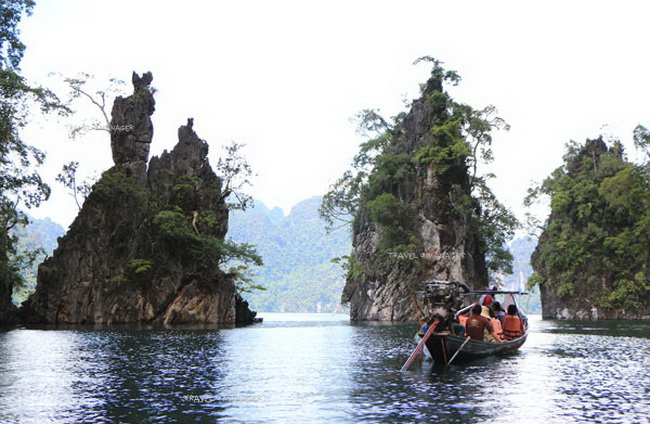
[502,314,523,340]
[491,317,503,339]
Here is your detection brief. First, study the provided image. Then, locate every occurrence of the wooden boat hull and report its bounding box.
[424,332,528,364]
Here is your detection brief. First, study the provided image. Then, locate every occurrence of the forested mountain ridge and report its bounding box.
[501,236,541,314]
[228,196,351,312]
[529,137,650,319]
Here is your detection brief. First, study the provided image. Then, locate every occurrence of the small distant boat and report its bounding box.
[402,281,528,370]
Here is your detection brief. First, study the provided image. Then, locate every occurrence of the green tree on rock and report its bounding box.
[321,57,516,281]
[528,137,650,316]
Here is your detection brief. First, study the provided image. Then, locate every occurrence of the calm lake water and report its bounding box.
[1,314,649,423]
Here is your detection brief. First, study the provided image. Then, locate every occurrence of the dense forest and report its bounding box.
[529,137,650,319]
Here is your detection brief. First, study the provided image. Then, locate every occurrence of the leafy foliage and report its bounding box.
[633,124,650,161]
[56,161,94,210]
[73,161,263,294]
[320,58,516,278]
[153,207,262,292]
[0,0,35,71]
[216,141,255,211]
[93,169,149,208]
[1,0,67,297]
[320,109,404,231]
[127,258,153,274]
[366,193,418,249]
[529,138,650,310]
[154,209,195,241]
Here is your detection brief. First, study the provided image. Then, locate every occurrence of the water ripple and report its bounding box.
[1,315,649,423]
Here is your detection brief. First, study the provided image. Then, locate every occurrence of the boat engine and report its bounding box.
[422,280,470,327]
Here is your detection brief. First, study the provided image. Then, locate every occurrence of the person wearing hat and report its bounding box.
[465,304,502,343]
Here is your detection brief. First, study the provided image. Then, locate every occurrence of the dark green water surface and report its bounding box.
[1,314,649,423]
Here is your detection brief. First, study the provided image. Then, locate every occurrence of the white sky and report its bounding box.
[17,0,650,229]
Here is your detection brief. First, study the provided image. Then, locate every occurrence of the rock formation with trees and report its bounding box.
[321,58,516,321]
[528,137,650,319]
[21,73,259,324]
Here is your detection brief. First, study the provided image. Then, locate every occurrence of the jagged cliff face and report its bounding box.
[22,72,251,325]
[111,72,155,166]
[343,78,487,321]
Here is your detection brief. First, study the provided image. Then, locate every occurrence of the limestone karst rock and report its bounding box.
[0,284,16,325]
[21,72,255,325]
[532,138,650,320]
[110,71,155,167]
[342,73,488,321]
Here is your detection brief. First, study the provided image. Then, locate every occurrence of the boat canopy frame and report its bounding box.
[454,290,529,320]
[460,290,529,296]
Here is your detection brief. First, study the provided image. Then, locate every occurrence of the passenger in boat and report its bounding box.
[479,294,493,307]
[492,318,504,341]
[465,304,502,343]
[480,305,502,343]
[480,305,491,319]
[417,314,429,335]
[502,305,524,340]
[420,322,429,335]
[478,285,499,307]
[492,301,506,327]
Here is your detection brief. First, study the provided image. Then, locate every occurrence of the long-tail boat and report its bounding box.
[401,281,528,370]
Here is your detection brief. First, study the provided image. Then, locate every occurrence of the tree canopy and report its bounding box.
[1,0,65,296]
[320,58,517,278]
[528,137,650,310]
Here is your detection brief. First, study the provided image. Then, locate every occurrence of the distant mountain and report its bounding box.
[500,236,541,314]
[12,217,65,304]
[228,196,351,312]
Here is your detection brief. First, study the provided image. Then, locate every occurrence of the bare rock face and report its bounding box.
[540,282,650,319]
[110,71,155,166]
[343,77,487,321]
[21,72,254,325]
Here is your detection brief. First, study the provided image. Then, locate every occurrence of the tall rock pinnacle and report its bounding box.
[21,72,257,325]
[110,71,155,166]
